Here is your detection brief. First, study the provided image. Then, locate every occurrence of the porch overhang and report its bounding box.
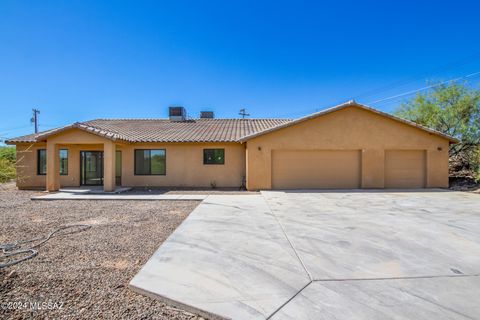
[43,128,120,192]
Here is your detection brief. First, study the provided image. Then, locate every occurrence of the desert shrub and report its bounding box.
[0,146,16,183]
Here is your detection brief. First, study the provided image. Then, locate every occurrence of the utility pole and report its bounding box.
[239,108,250,119]
[31,108,40,133]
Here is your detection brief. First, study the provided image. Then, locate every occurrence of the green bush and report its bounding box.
[0,158,16,182]
[0,146,16,162]
[0,146,16,183]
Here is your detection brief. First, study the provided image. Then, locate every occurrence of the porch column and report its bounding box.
[46,141,60,191]
[103,140,116,192]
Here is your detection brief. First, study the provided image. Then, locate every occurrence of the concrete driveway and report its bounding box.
[130,191,480,320]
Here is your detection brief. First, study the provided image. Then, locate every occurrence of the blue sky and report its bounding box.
[1,0,480,141]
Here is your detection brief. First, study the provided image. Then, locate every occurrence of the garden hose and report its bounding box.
[0,224,91,269]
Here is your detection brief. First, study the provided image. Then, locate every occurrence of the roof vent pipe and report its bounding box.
[169,106,186,122]
[200,111,214,119]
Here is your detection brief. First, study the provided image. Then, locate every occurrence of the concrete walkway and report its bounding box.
[58,186,132,194]
[130,191,480,319]
[32,191,207,201]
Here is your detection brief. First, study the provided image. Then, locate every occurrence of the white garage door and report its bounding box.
[271,150,361,189]
[385,150,426,188]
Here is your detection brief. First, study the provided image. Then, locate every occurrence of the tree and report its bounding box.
[395,82,480,180]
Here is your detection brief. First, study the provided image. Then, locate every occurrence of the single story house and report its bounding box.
[6,101,457,191]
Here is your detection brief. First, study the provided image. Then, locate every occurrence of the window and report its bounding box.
[60,149,68,175]
[37,149,47,175]
[203,149,225,165]
[37,149,69,175]
[134,149,166,175]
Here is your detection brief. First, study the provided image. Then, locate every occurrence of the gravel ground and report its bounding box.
[0,182,204,319]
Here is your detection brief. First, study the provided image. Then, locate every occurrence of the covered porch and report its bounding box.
[43,127,123,192]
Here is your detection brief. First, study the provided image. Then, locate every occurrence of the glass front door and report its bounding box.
[115,150,122,186]
[80,151,104,186]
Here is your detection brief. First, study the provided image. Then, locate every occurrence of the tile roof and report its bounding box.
[5,101,458,144]
[5,118,293,143]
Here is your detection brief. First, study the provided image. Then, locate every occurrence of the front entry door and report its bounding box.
[80,151,104,186]
[116,150,122,186]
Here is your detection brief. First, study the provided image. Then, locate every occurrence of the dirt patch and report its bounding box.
[0,183,204,319]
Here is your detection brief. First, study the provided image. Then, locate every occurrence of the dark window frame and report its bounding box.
[203,149,225,165]
[134,149,166,175]
[37,149,47,175]
[80,151,104,186]
[60,149,68,176]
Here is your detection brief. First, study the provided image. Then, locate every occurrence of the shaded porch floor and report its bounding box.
[59,186,132,194]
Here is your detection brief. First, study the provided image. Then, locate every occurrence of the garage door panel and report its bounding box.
[272,150,361,189]
[385,150,426,188]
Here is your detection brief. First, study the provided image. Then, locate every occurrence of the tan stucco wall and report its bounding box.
[15,142,46,189]
[15,142,104,189]
[245,105,450,190]
[15,128,246,189]
[120,142,245,188]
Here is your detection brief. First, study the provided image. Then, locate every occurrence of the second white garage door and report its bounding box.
[271,150,361,189]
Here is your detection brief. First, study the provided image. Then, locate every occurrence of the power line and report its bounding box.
[375,76,480,107]
[0,125,32,132]
[351,51,480,101]
[41,123,65,127]
[367,71,480,105]
[0,123,65,140]
[274,107,321,118]
[274,70,480,119]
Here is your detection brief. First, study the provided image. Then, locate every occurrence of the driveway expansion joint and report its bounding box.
[262,193,317,319]
[131,191,480,320]
[262,194,313,282]
[265,280,313,320]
